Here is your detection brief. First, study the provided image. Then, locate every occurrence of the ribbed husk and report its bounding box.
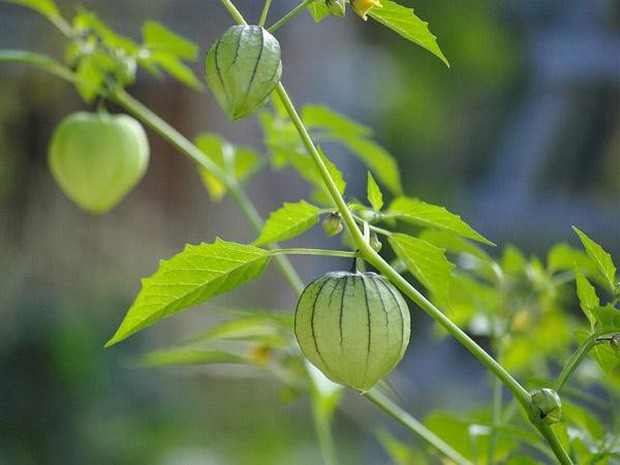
[295,271,410,391]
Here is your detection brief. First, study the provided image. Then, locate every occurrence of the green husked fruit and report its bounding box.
[205,25,282,121]
[48,112,149,214]
[295,271,410,391]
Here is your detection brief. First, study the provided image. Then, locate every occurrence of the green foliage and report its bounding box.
[254,200,322,246]
[388,197,493,245]
[3,0,59,19]
[573,227,618,295]
[195,133,260,201]
[367,0,449,67]
[106,240,272,346]
[388,233,454,308]
[366,171,384,211]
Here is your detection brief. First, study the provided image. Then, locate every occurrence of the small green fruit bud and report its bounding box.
[205,25,282,121]
[528,388,562,425]
[295,271,410,391]
[325,0,346,16]
[322,212,343,236]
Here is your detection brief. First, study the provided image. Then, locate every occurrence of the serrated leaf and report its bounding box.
[3,0,59,19]
[390,197,493,245]
[575,271,599,327]
[106,240,271,346]
[573,226,617,294]
[307,1,331,23]
[142,20,198,60]
[254,200,322,246]
[139,348,245,367]
[367,171,383,211]
[388,233,454,308]
[367,0,449,67]
[195,133,260,201]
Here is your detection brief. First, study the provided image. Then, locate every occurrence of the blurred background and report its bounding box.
[0,0,619,464]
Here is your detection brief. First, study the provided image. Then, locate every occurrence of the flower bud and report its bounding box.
[205,25,282,120]
[322,212,343,236]
[370,231,382,252]
[528,388,562,425]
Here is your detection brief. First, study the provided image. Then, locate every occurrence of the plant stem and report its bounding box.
[0,50,76,82]
[273,82,574,464]
[268,0,313,34]
[311,389,338,465]
[269,248,357,258]
[487,337,504,464]
[364,390,473,465]
[554,332,617,394]
[220,0,248,25]
[538,425,572,465]
[109,88,305,294]
[259,0,273,27]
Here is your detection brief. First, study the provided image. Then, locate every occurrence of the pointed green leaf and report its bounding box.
[367,171,384,211]
[106,240,271,346]
[149,52,202,90]
[195,133,260,201]
[318,145,346,196]
[367,0,449,67]
[575,271,599,327]
[3,0,59,19]
[388,233,454,307]
[390,197,494,245]
[142,20,198,60]
[254,200,322,246]
[594,305,620,333]
[573,226,617,294]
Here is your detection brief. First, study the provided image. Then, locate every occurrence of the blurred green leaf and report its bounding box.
[142,20,198,60]
[367,171,384,211]
[74,54,105,102]
[106,239,271,346]
[574,227,617,295]
[306,1,331,22]
[389,197,493,245]
[376,428,428,465]
[195,133,260,201]
[575,271,599,326]
[595,305,620,333]
[367,0,449,67]
[148,52,202,89]
[548,243,597,275]
[388,233,454,308]
[140,348,246,367]
[303,104,372,139]
[318,145,346,196]
[505,457,539,465]
[563,401,605,441]
[254,200,322,246]
[419,230,492,264]
[74,10,139,54]
[3,0,59,19]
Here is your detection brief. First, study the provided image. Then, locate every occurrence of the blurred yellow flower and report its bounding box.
[350,0,382,20]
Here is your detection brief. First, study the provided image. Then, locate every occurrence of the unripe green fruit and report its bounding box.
[205,25,282,121]
[322,212,343,236]
[48,112,149,214]
[528,388,562,425]
[295,271,410,391]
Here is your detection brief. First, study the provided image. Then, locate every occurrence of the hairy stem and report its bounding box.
[364,390,473,465]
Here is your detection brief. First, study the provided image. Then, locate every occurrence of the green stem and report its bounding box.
[268,0,313,34]
[487,336,504,464]
[109,88,305,294]
[364,390,473,465]
[269,248,357,258]
[273,82,575,464]
[220,0,248,25]
[0,50,75,82]
[538,425,572,465]
[259,0,273,27]
[311,389,338,465]
[554,332,618,394]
